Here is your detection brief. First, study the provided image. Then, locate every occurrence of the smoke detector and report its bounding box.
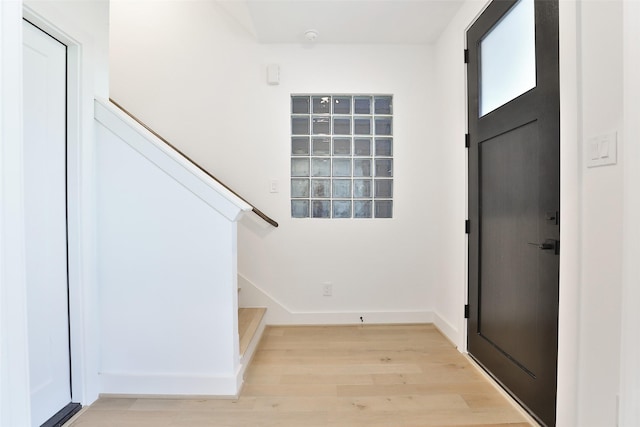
[304,29,319,42]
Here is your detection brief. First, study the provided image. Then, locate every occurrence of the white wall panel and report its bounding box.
[576,2,624,426]
[96,117,243,395]
[620,2,640,425]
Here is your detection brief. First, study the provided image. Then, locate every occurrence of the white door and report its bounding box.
[23,20,71,427]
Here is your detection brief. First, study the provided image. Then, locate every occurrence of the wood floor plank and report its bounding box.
[68,324,536,427]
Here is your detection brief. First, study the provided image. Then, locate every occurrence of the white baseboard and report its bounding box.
[238,273,434,325]
[99,372,241,397]
[267,310,435,325]
[432,310,461,349]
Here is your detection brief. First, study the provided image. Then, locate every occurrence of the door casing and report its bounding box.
[22,4,99,408]
[23,19,71,425]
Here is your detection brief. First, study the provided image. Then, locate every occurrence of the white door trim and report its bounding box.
[1,3,101,421]
[23,20,70,425]
[0,1,32,425]
[22,4,100,407]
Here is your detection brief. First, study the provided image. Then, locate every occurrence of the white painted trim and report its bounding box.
[99,372,241,397]
[21,4,103,407]
[557,1,581,426]
[433,311,459,349]
[94,98,252,221]
[98,393,240,400]
[238,273,433,325]
[283,311,434,325]
[620,2,640,425]
[0,1,32,425]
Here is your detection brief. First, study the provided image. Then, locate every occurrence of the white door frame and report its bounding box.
[22,4,100,407]
[1,3,100,423]
[23,19,71,424]
[0,2,32,423]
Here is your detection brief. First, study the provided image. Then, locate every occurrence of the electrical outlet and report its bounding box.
[322,283,332,296]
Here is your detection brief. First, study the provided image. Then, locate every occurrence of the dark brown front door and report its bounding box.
[466,1,560,426]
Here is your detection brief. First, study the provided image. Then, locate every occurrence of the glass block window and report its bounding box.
[291,95,393,219]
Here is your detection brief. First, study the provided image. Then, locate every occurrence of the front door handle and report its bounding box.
[529,242,554,250]
[528,239,559,254]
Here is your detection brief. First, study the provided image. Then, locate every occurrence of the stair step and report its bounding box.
[238,307,266,356]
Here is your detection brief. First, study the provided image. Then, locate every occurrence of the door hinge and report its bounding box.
[464,49,469,64]
[465,220,470,234]
[465,133,470,148]
[464,304,470,319]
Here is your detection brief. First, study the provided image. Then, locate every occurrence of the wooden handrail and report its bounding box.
[109,98,278,228]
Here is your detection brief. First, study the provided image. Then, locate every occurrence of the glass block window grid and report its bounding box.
[291,95,393,219]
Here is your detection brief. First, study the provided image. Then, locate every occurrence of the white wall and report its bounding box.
[95,100,249,396]
[575,2,624,425]
[432,0,488,350]
[1,0,108,423]
[620,1,640,425]
[110,1,439,324]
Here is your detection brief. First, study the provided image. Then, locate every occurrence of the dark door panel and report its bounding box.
[467,1,560,426]
[480,121,542,372]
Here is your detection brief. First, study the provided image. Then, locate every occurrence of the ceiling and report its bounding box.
[215,0,466,44]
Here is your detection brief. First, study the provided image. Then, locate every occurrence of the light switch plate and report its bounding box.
[267,64,279,85]
[269,179,279,193]
[586,131,617,168]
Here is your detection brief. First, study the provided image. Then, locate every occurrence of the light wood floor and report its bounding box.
[68,324,534,427]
